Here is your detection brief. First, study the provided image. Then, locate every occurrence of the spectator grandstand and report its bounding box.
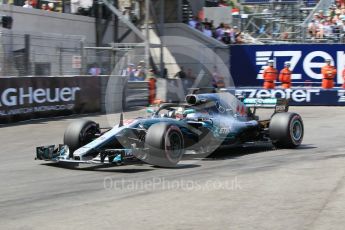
[307,3,345,42]
[1,0,344,80]
[4,0,108,16]
[182,0,345,44]
[3,0,344,45]
[188,16,244,44]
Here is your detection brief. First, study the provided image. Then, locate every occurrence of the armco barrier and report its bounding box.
[101,76,126,113]
[101,76,150,113]
[124,81,150,108]
[156,78,188,103]
[224,87,345,106]
[0,76,101,124]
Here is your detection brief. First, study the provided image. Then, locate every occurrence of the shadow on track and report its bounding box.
[41,161,201,172]
[0,107,148,128]
[41,162,154,173]
[190,144,317,161]
[40,144,316,172]
[151,164,201,169]
[0,113,104,128]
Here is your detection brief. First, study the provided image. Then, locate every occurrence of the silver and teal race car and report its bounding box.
[35,91,304,168]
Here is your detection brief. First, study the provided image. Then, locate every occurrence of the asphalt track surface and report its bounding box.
[0,107,345,230]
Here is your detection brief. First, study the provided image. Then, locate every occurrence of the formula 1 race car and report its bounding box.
[35,91,304,168]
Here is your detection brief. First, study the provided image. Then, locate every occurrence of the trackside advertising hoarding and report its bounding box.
[230,44,345,87]
[230,88,345,106]
[0,77,101,124]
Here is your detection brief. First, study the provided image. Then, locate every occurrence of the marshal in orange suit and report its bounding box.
[279,62,292,89]
[263,60,278,89]
[321,59,336,89]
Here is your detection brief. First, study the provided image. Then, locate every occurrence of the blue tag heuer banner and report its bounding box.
[230,44,345,87]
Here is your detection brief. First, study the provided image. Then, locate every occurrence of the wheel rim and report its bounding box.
[80,125,97,145]
[291,120,302,141]
[166,132,183,160]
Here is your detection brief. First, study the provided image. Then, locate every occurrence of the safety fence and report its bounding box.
[0,32,114,77]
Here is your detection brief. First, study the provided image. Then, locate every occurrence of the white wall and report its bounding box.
[0,4,138,76]
[0,4,96,43]
[0,4,139,44]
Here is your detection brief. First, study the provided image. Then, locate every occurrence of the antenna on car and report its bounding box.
[119,112,124,127]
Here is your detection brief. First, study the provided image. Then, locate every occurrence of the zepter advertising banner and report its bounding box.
[230,44,345,87]
[231,88,345,106]
[0,77,101,124]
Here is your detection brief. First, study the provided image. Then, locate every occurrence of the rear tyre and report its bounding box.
[145,123,185,167]
[63,119,99,157]
[269,112,304,148]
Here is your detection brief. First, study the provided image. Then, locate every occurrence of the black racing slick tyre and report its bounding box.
[269,112,304,148]
[63,119,99,156]
[145,123,185,168]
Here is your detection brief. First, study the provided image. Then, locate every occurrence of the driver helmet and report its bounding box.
[175,107,184,119]
[167,110,175,118]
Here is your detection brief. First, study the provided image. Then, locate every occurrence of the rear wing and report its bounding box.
[243,98,289,113]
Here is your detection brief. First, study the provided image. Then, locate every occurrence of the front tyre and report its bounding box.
[63,119,99,157]
[269,112,304,148]
[145,123,185,167]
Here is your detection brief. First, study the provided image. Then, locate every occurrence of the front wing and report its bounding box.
[35,144,147,166]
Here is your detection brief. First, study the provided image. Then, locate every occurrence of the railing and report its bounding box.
[240,0,317,5]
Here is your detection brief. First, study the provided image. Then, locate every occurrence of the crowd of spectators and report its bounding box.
[188,16,243,44]
[205,0,230,7]
[19,0,95,15]
[20,0,138,19]
[21,0,62,12]
[121,61,148,81]
[186,0,245,44]
[307,2,345,40]
[202,0,345,43]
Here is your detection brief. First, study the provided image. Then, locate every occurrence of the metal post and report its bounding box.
[96,0,103,47]
[145,0,150,73]
[80,38,85,75]
[114,0,119,43]
[24,34,30,76]
[177,0,182,23]
[113,0,119,74]
[160,0,165,78]
[62,0,65,13]
[96,0,103,73]
[59,47,63,75]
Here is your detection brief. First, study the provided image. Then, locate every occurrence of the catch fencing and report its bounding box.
[0,32,114,77]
